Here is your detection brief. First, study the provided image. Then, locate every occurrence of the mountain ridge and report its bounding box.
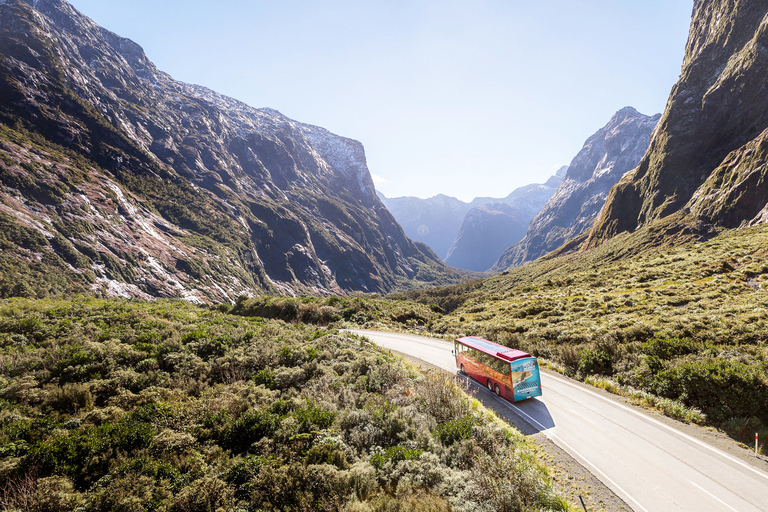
[0,0,465,301]
[494,107,659,270]
[588,0,768,246]
[380,168,566,268]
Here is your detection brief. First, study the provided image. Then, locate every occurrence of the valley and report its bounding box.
[2,0,768,510]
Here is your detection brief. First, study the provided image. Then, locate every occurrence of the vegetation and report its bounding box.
[397,221,768,453]
[0,297,570,511]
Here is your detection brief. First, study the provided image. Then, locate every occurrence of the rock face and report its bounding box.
[589,0,768,244]
[494,107,659,270]
[380,169,565,270]
[0,0,461,301]
[444,204,528,272]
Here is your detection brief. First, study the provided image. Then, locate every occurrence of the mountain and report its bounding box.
[443,203,528,272]
[589,0,768,245]
[380,168,566,265]
[377,193,472,261]
[494,107,660,270]
[0,0,464,301]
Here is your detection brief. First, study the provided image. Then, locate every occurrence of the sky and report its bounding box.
[67,0,693,202]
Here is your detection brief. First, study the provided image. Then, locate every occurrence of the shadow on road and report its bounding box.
[458,373,555,436]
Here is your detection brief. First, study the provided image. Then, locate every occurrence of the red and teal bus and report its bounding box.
[454,336,542,402]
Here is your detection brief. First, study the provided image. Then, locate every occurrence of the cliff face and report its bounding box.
[494,108,659,270]
[0,0,461,301]
[589,0,768,244]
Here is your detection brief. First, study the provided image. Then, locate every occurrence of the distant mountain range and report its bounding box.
[0,0,466,301]
[380,168,566,271]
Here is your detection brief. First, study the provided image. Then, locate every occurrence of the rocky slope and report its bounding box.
[589,0,768,244]
[0,0,463,301]
[381,169,565,267]
[494,107,659,270]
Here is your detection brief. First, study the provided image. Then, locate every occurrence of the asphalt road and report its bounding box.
[350,329,768,512]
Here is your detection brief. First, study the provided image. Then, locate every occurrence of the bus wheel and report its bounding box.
[494,384,501,397]
[487,380,493,391]
[460,364,465,374]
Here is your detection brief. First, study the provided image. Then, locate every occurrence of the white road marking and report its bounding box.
[547,373,768,482]
[488,388,650,512]
[690,481,740,512]
[567,407,597,425]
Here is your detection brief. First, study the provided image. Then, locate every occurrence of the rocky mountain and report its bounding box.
[0,0,464,302]
[443,203,528,272]
[380,168,566,267]
[494,107,660,270]
[588,0,768,245]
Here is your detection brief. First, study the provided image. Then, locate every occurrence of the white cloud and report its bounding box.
[371,173,388,185]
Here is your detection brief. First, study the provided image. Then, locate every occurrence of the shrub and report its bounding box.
[641,337,698,360]
[578,347,612,375]
[304,442,349,469]
[292,400,337,433]
[222,409,280,453]
[370,446,423,470]
[247,463,349,510]
[433,416,476,446]
[651,359,768,422]
[252,368,275,388]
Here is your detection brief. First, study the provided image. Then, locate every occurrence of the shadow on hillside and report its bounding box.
[459,374,555,435]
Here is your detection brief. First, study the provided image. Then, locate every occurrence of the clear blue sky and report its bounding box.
[67,0,692,202]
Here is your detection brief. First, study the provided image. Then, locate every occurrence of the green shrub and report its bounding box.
[252,368,276,388]
[304,442,349,469]
[292,400,337,433]
[651,359,768,422]
[433,416,476,446]
[641,337,698,359]
[222,409,280,453]
[370,445,423,470]
[578,347,613,375]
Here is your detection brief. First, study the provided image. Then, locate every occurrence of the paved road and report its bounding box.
[350,330,768,512]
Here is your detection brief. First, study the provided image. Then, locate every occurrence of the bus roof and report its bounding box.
[456,336,532,362]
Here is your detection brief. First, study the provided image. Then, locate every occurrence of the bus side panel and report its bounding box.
[458,353,484,383]
[510,357,542,401]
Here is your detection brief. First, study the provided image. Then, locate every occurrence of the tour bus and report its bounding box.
[453,336,542,402]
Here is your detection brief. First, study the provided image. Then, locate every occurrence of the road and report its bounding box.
[350,329,768,512]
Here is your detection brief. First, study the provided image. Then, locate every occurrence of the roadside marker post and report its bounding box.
[757,433,759,456]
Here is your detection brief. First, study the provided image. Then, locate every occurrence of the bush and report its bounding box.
[651,359,768,422]
[641,337,698,359]
[433,416,476,446]
[222,409,280,453]
[370,446,423,470]
[292,400,337,433]
[578,347,612,375]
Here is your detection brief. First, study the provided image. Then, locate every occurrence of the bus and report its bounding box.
[453,336,542,402]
